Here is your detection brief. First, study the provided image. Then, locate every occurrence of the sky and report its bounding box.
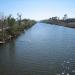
[0,0,75,20]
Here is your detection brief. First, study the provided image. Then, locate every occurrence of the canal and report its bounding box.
[0,23,75,75]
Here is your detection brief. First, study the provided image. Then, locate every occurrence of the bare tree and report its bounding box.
[17,13,22,25]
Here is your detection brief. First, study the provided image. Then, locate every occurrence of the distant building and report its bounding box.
[64,18,75,23]
[63,14,68,20]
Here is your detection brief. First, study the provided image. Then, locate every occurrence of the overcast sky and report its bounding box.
[0,0,75,20]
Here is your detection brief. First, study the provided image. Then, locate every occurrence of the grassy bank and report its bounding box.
[0,17,36,43]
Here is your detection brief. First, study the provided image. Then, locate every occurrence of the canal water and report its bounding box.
[0,23,75,75]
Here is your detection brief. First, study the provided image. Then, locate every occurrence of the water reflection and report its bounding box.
[0,40,16,75]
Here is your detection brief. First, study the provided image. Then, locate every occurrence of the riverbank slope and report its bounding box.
[0,18,36,43]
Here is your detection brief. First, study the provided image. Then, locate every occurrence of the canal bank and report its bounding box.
[0,19,36,44]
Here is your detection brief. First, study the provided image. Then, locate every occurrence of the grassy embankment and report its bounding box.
[0,18,36,43]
